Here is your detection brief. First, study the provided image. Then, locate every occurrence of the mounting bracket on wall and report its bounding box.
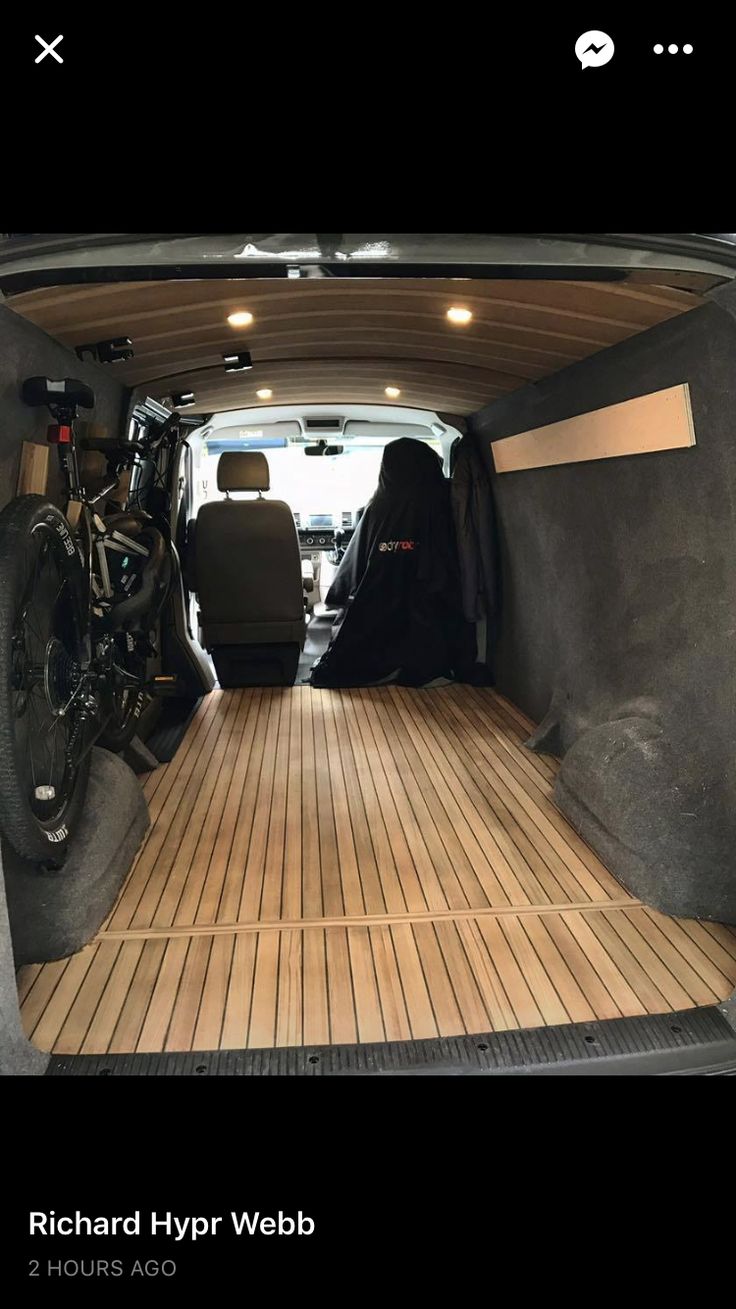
[75,337,134,365]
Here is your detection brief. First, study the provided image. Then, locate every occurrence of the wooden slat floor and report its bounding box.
[18,686,736,1055]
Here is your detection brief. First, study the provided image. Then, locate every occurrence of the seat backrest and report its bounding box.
[193,451,304,632]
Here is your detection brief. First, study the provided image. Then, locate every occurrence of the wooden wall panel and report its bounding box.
[491,383,695,474]
[16,440,49,494]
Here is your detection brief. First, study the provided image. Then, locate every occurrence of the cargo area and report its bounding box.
[17,684,736,1056]
[2,234,736,1076]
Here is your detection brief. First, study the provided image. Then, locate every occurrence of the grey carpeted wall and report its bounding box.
[0,299,128,511]
[469,299,736,924]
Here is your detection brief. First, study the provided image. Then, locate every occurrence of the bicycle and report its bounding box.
[0,377,180,867]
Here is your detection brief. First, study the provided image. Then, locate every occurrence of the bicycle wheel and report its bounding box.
[95,517,170,753]
[97,637,146,752]
[0,495,92,866]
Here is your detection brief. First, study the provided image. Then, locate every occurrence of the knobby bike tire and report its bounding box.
[0,496,91,866]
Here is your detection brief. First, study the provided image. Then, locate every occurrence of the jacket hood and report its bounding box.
[377,437,445,494]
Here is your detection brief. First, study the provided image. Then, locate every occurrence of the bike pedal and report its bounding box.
[146,674,185,698]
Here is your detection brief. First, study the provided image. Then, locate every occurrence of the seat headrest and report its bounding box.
[217,451,270,492]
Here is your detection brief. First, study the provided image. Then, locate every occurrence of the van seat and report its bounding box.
[191,452,305,686]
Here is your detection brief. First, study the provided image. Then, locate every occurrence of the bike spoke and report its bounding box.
[51,575,68,609]
[23,615,47,649]
[25,696,41,789]
[48,717,61,788]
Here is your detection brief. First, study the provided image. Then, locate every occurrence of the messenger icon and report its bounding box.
[575,30,615,68]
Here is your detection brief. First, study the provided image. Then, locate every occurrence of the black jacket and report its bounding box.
[450,433,499,631]
[310,438,475,688]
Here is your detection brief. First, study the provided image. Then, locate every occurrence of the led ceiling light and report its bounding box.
[256,388,273,400]
[223,351,253,372]
[227,311,254,327]
[385,386,401,398]
[75,336,134,364]
[173,391,196,408]
[446,306,473,325]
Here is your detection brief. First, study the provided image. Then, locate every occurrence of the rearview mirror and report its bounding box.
[304,441,344,456]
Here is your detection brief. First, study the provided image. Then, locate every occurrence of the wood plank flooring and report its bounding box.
[17,686,736,1055]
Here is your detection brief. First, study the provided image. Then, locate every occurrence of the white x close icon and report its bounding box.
[35,34,64,64]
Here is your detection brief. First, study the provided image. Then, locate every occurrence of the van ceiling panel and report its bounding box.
[6,277,704,416]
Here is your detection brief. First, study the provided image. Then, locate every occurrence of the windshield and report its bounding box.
[200,436,444,522]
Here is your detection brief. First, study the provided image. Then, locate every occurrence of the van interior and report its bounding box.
[2,233,736,1075]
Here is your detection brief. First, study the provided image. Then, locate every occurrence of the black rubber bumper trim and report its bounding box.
[46,1004,736,1076]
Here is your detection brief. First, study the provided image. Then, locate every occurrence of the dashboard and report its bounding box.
[297,527,354,551]
[294,510,357,552]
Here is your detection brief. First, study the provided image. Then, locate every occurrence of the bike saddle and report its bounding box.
[22,376,95,410]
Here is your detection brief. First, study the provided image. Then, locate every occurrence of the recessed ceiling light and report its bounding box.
[256,388,273,400]
[446,306,473,325]
[385,386,401,398]
[227,311,254,327]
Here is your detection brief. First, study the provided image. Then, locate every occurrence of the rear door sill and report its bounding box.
[46,1005,736,1076]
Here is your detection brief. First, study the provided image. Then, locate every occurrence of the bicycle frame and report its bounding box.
[0,380,182,865]
[48,408,159,621]
[39,407,166,753]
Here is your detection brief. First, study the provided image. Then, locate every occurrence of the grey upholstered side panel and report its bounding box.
[468,301,736,922]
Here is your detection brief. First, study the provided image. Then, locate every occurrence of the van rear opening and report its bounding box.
[2,232,736,1076]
